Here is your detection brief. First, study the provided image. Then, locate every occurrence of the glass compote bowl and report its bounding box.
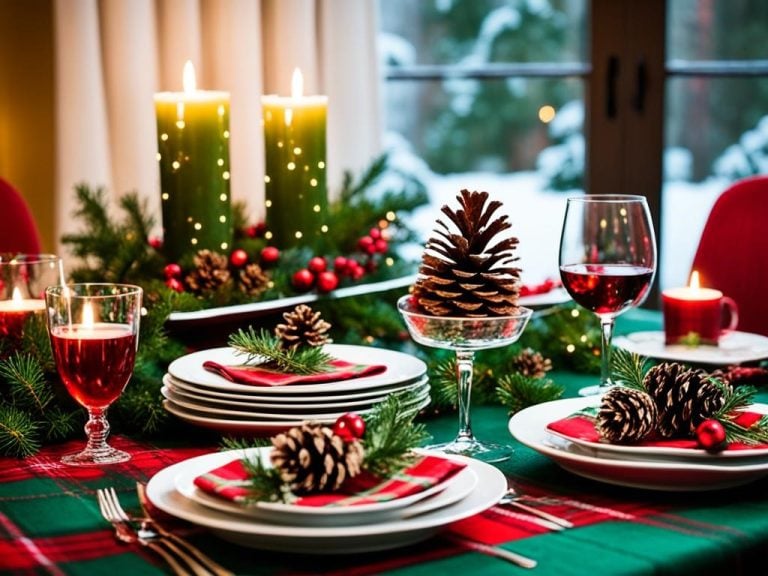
[398,295,532,463]
[45,284,143,466]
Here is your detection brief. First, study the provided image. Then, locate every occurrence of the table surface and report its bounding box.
[3,309,768,575]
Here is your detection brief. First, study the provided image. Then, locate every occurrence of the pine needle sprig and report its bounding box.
[496,373,564,415]
[709,383,768,445]
[0,406,40,457]
[0,353,52,414]
[43,407,79,441]
[228,326,334,375]
[610,348,649,391]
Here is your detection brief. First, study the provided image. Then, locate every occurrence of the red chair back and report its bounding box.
[0,178,41,254]
[691,175,768,336]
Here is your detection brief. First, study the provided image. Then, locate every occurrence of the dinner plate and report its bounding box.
[173,448,478,527]
[161,383,430,419]
[163,394,432,435]
[167,344,427,394]
[509,398,768,491]
[613,331,768,365]
[164,373,430,407]
[145,450,506,554]
[545,397,768,461]
[519,287,571,308]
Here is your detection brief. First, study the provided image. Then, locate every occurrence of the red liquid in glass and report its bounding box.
[50,324,136,408]
[560,264,653,315]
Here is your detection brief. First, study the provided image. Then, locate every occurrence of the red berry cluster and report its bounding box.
[292,257,340,293]
[357,227,389,256]
[333,412,366,442]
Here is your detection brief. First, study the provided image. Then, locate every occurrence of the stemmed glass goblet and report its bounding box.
[45,284,143,465]
[398,295,532,463]
[558,195,657,396]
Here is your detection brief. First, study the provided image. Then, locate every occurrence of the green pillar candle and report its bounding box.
[155,61,232,262]
[262,68,328,249]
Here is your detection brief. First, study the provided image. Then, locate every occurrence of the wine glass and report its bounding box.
[45,284,143,465]
[398,295,532,463]
[559,195,657,396]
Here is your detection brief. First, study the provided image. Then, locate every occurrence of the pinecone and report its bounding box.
[597,387,658,443]
[275,305,331,350]
[412,189,521,317]
[184,250,231,294]
[644,362,728,438]
[238,263,269,296]
[512,348,552,379]
[270,423,364,494]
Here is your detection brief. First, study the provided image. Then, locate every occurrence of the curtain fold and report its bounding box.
[53,0,381,249]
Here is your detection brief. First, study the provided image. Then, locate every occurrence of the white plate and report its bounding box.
[168,344,427,394]
[174,448,478,527]
[164,373,429,407]
[145,449,506,554]
[509,397,768,491]
[545,397,768,461]
[161,383,430,420]
[519,287,571,308]
[163,394,432,435]
[613,331,768,365]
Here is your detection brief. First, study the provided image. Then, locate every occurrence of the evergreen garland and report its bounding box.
[497,373,565,415]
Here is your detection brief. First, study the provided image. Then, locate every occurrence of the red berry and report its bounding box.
[369,228,382,240]
[292,268,315,291]
[308,256,327,274]
[316,271,339,293]
[696,419,727,451]
[165,277,184,292]
[333,413,366,441]
[246,223,266,238]
[260,246,280,265]
[333,256,349,274]
[149,236,163,249]
[351,264,365,280]
[358,236,374,253]
[230,249,248,268]
[164,263,182,279]
[374,238,388,253]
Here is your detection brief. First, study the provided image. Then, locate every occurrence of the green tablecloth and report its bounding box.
[3,309,768,575]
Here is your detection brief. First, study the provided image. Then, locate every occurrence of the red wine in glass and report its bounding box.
[50,324,137,409]
[560,264,654,316]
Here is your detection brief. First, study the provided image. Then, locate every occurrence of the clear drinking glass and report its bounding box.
[45,284,143,465]
[559,195,657,396]
[398,295,532,463]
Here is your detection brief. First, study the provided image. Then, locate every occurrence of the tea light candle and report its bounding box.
[0,287,46,341]
[155,61,232,261]
[262,68,328,248]
[662,271,725,345]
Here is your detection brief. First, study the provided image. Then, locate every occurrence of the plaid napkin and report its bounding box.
[547,407,768,451]
[194,453,466,507]
[202,358,387,386]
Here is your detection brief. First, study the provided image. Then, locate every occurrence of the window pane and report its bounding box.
[379,0,588,67]
[668,0,768,61]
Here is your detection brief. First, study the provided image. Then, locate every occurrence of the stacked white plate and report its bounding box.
[145,447,507,553]
[162,344,431,435]
[509,397,768,491]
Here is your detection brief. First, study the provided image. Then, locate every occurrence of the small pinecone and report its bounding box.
[238,263,269,296]
[512,348,552,379]
[412,189,521,317]
[270,423,364,494]
[275,305,331,350]
[644,362,728,438]
[597,387,658,443]
[184,250,231,294]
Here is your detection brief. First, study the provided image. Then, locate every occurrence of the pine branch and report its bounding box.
[228,327,334,375]
[610,347,648,391]
[497,373,565,415]
[43,406,79,441]
[0,406,40,457]
[0,353,52,414]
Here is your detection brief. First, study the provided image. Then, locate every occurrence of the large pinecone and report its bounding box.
[270,423,364,494]
[644,362,727,438]
[412,189,521,317]
[239,263,269,296]
[184,250,231,294]
[275,305,331,350]
[597,387,658,443]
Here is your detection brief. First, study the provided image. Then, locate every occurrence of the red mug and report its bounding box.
[662,287,738,346]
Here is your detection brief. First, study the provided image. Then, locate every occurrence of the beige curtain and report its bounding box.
[53,0,382,244]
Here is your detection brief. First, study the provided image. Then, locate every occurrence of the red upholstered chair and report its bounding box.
[0,178,41,253]
[690,175,768,336]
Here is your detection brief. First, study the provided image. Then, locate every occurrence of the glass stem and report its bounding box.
[599,316,615,388]
[455,350,475,443]
[84,407,112,455]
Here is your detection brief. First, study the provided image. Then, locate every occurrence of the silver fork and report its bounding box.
[499,487,574,529]
[96,488,210,576]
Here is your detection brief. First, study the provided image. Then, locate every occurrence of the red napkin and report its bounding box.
[193,454,467,507]
[547,408,768,451]
[202,359,387,387]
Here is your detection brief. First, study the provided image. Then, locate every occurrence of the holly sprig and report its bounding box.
[228,326,334,375]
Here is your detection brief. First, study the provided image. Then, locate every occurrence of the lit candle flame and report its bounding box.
[183,60,197,93]
[82,303,95,327]
[291,68,304,99]
[689,270,700,290]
